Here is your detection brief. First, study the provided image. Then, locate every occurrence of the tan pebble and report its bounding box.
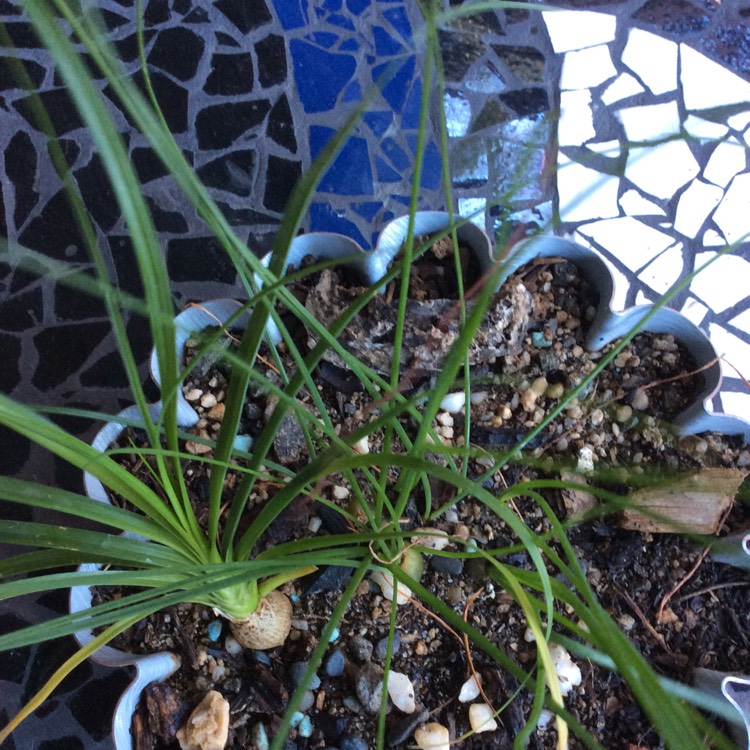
[566,403,583,420]
[436,411,454,427]
[546,382,564,399]
[469,703,498,733]
[200,393,217,409]
[453,524,470,540]
[415,641,428,656]
[530,376,548,397]
[414,723,449,750]
[186,440,212,455]
[613,352,630,368]
[184,388,203,402]
[631,389,649,411]
[496,405,512,420]
[520,388,538,412]
[207,403,225,421]
[571,345,584,358]
[440,426,454,440]
[176,690,229,750]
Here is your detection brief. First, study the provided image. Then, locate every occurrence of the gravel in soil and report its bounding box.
[102,258,749,750]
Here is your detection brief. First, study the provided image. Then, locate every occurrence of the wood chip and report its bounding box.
[620,468,745,535]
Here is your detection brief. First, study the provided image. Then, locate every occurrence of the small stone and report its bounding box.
[411,527,450,551]
[352,436,370,455]
[738,450,750,467]
[615,405,632,423]
[290,662,321,690]
[531,376,548,396]
[332,485,350,500]
[429,555,463,576]
[375,631,401,661]
[186,439,212,455]
[613,352,630,368]
[250,722,269,750]
[298,690,314,712]
[440,392,466,413]
[184,388,203,402]
[519,388,538,412]
[436,411,454,427]
[589,408,604,426]
[387,671,416,713]
[176,691,229,750]
[200,393,218,409]
[415,640,428,656]
[414,722,450,750]
[355,662,385,714]
[348,635,374,662]
[274,414,307,465]
[298,715,313,737]
[458,674,481,703]
[371,569,411,605]
[469,703,498,733]
[631,389,649,411]
[536,709,554,729]
[470,391,487,405]
[576,446,595,474]
[224,636,242,656]
[207,403,225,421]
[386,709,430,747]
[325,650,346,677]
[206,620,222,642]
[307,516,322,533]
[546,382,564,399]
[232,435,252,453]
[339,734,368,750]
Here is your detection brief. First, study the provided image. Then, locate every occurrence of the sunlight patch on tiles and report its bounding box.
[601,72,644,105]
[681,44,750,111]
[729,308,750,332]
[558,155,620,222]
[560,45,617,90]
[719,390,750,417]
[542,10,616,53]
[558,90,595,146]
[578,217,675,271]
[444,92,471,137]
[622,29,677,96]
[619,189,665,216]
[702,137,747,187]
[691,252,750,313]
[727,111,750,130]
[713,173,750,245]
[624,141,700,200]
[674,180,723,238]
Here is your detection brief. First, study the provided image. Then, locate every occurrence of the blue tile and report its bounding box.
[373,55,415,112]
[323,0,342,9]
[310,126,374,195]
[339,38,360,50]
[401,77,422,129]
[391,194,411,206]
[376,156,401,182]
[419,141,442,189]
[382,137,410,170]
[384,6,412,39]
[311,202,369,246]
[273,0,308,29]
[353,201,382,221]
[343,80,362,102]
[308,31,339,48]
[373,25,404,55]
[364,110,393,136]
[328,13,356,30]
[290,39,356,113]
[346,0,370,13]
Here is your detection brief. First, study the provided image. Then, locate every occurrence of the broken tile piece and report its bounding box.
[692,252,750,313]
[702,228,726,247]
[601,72,644,105]
[624,141,700,200]
[444,91,471,137]
[560,45,617,90]
[681,44,750,111]
[713,173,750,244]
[674,180,723,238]
[680,296,708,326]
[617,101,681,142]
[638,243,684,294]
[542,10,616,52]
[683,115,729,141]
[578,217,675,271]
[457,198,486,227]
[703,138,746,187]
[558,89,596,146]
[729,308,750,332]
[728,111,750,130]
[622,28,677,95]
[558,155,620,222]
[619,189,665,216]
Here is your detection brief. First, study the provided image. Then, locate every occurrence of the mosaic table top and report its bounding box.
[1,1,749,747]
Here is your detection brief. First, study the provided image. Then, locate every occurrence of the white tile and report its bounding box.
[624,140,700,200]
[718,390,750,418]
[728,111,750,130]
[558,89,596,146]
[680,296,709,326]
[619,189,666,216]
[681,44,750,110]
[572,232,631,310]
[674,180,724,238]
[729,308,750,332]
[703,228,726,246]
[635,290,652,305]
[683,115,729,141]
[622,28,678,95]
[577,217,675,271]
[713,173,750,245]
[542,10,617,52]
[561,45,617,90]
[444,92,471,137]
[703,137,747,187]
[558,155,620,222]
[458,198,486,228]
[708,323,750,381]
[587,140,620,157]
[638,243,684,294]
[692,251,750,312]
[617,101,681,142]
[601,72,644,105]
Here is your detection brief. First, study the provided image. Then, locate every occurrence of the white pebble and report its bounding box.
[200,393,218,409]
[414,723,450,750]
[387,671,416,713]
[549,643,582,696]
[470,391,487,405]
[184,388,203,402]
[371,570,411,605]
[224,637,242,656]
[332,485,350,501]
[352,436,370,455]
[523,627,536,643]
[589,408,604,426]
[458,674,481,703]
[631,389,649,411]
[469,703,497,733]
[439,392,466,413]
[307,516,322,533]
[536,708,555,729]
[576,446,595,474]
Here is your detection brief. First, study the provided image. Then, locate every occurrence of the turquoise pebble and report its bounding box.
[532,331,552,348]
[329,627,340,642]
[299,716,313,737]
[290,711,304,728]
[233,435,253,452]
[207,619,223,641]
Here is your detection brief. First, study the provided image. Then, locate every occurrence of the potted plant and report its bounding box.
[1,2,748,750]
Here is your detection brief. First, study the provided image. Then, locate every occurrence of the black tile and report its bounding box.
[18,190,87,262]
[263,155,302,213]
[147,27,204,81]
[255,34,287,87]
[53,276,109,322]
[167,237,238,283]
[144,0,170,26]
[146,196,189,233]
[110,235,145,298]
[73,154,120,233]
[38,738,85,750]
[131,147,169,183]
[205,52,254,95]
[14,89,84,136]
[195,100,271,149]
[493,45,545,85]
[499,87,549,117]
[266,94,297,153]
[196,149,256,196]
[114,29,156,63]
[0,287,43,332]
[0,613,31,684]
[0,55,45,91]
[2,22,42,48]
[68,676,121,741]
[80,349,130,389]
[0,425,29,476]
[215,0,272,34]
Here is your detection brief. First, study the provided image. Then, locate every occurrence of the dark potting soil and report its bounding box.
[102,258,749,750]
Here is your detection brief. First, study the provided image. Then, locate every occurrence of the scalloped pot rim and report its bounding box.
[71,211,750,750]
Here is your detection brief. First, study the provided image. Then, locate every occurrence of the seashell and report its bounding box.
[414,722,450,750]
[411,527,450,551]
[469,702,498,733]
[387,671,416,713]
[371,569,411,605]
[458,674,482,703]
[176,690,229,750]
[229,590,292,650]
